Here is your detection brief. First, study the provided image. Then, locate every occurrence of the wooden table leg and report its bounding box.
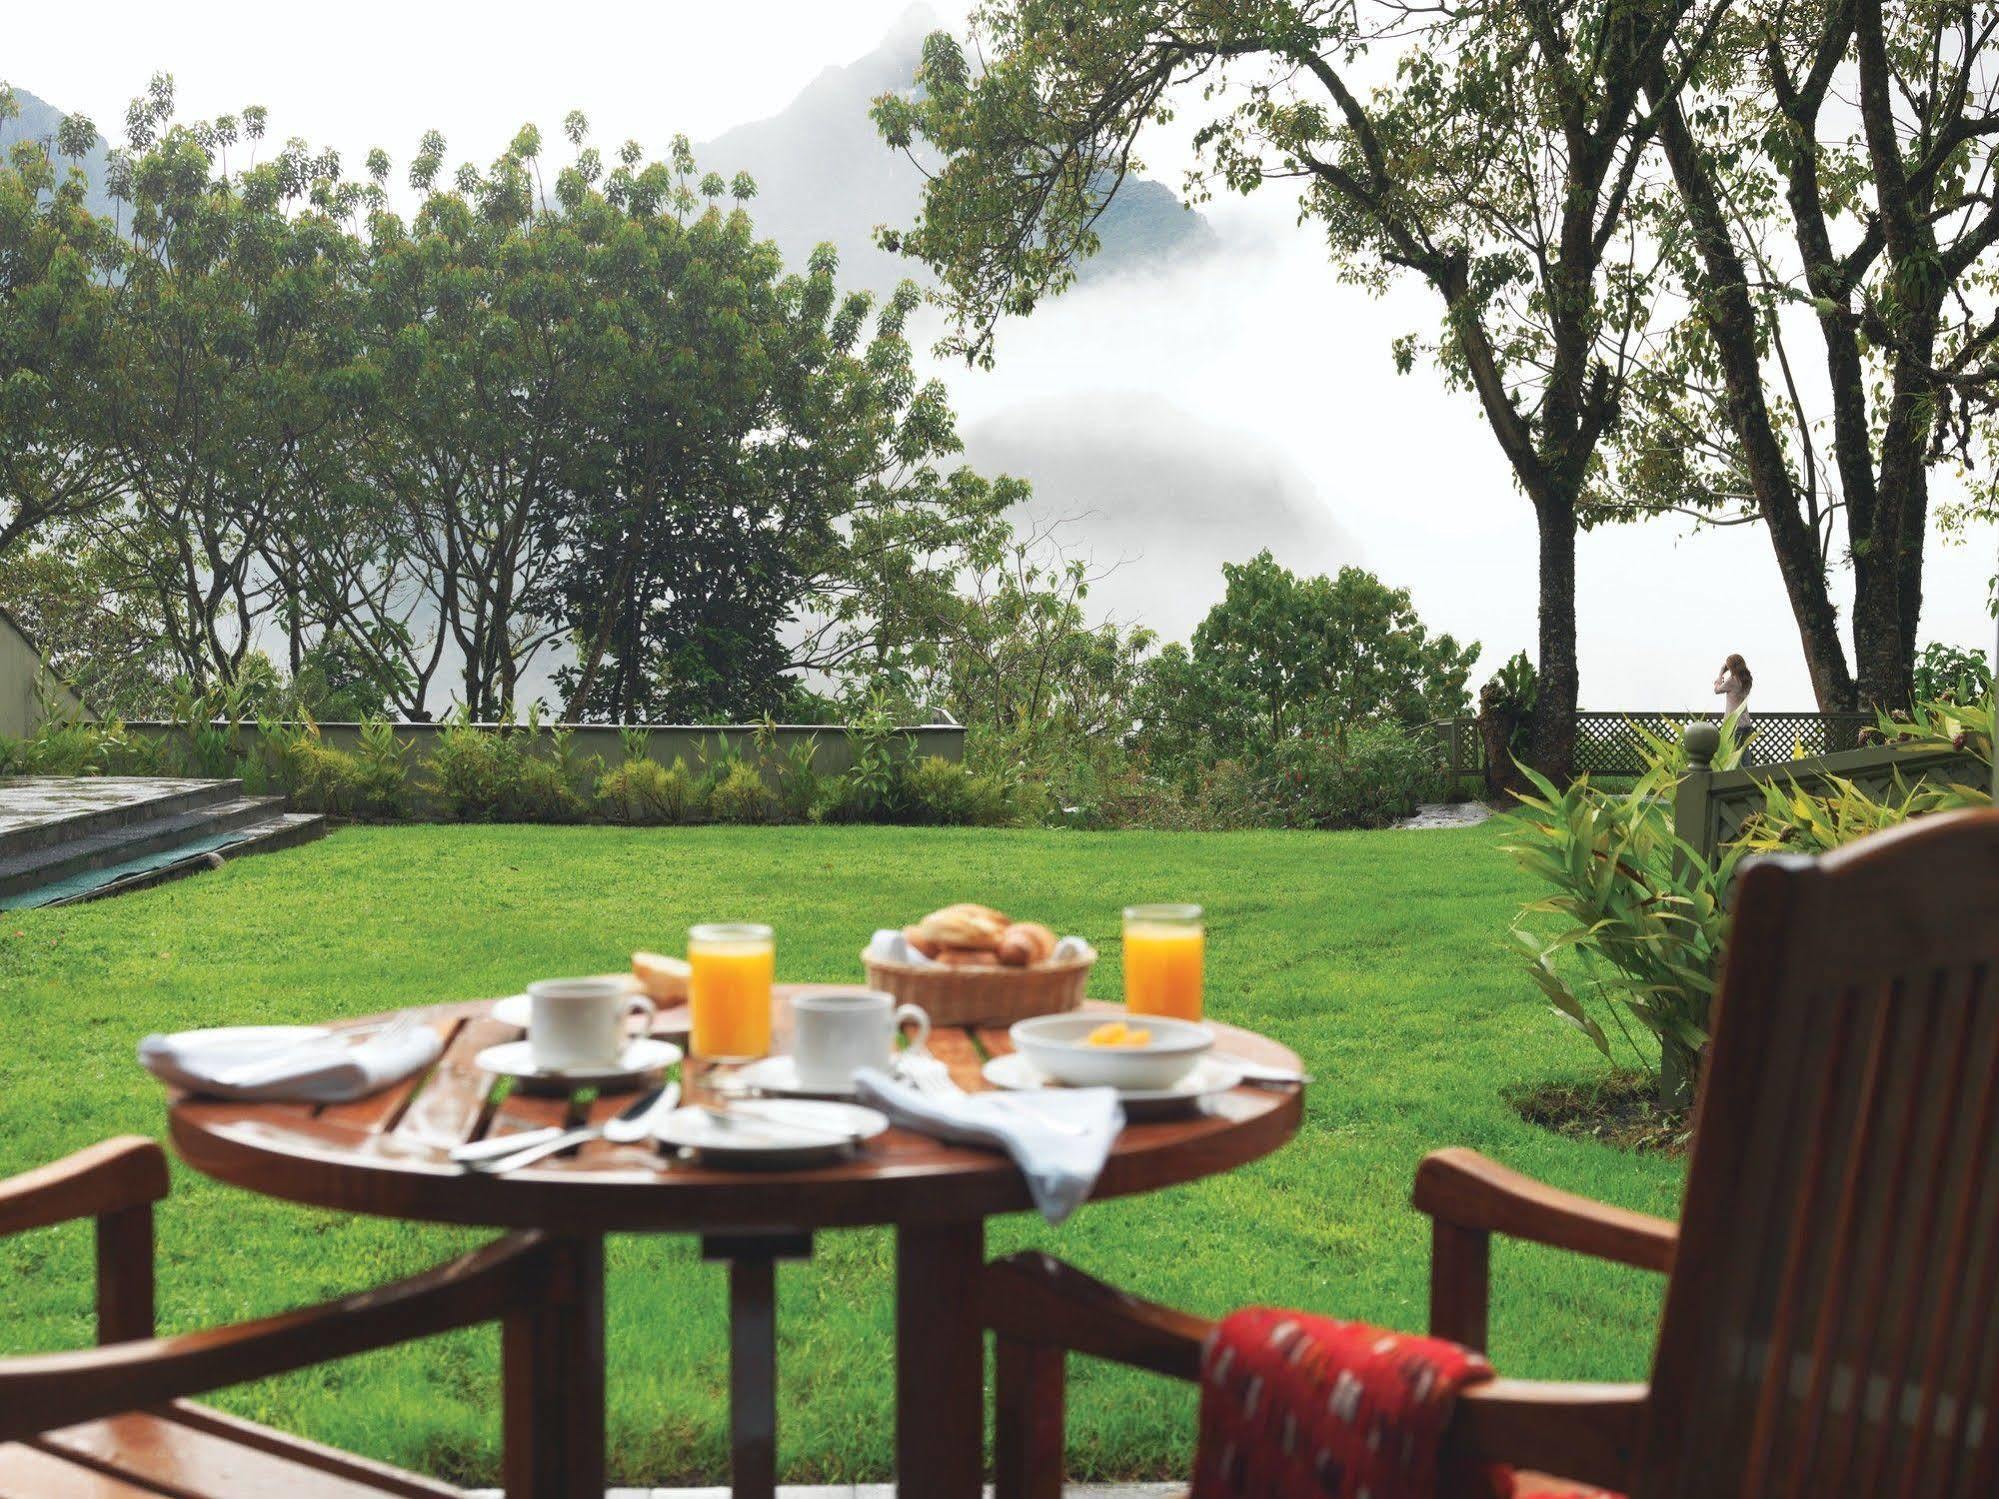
[703,1233,811,1499]
[896,1219,986,1498]
[502,1232,604,1499]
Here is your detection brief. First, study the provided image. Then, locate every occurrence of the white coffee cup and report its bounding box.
[527,977,657,1072]
[790,988,930,1093]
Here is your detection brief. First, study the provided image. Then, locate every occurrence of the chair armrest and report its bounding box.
[1452,1378,1649,1491]
[981,1251,1213,1380]
[1413,1148,1677,1272]
[0,1231,575,1442]
[0,1137,169,1238]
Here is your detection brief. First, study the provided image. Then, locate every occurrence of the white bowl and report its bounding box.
[1008,1012,1214,1090]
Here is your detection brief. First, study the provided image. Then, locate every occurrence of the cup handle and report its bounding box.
[624,995,658,1040]
[896,1003,931,1052]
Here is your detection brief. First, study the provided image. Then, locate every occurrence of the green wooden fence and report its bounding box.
[1670,723,1988,866]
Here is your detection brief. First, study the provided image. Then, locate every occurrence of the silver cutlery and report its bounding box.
[467,1082,679,1173]
[895,1047,961,1098]
[1220,1056,1313,1087]
[699,1102,863,1148]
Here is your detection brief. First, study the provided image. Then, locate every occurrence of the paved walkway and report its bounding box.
[1395,800,1494,830]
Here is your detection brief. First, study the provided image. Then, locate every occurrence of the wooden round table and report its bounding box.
[168,988,1305,1498]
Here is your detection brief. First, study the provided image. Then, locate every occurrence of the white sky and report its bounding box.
[6,1,968,171]
[8,0,1995,709]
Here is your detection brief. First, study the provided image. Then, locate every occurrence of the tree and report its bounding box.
[1137,551,1478,764]
[914,524,1155,753]
[0,87,126,559]
[875,0,1724,776]
[94,78,370,691]
[1625,0,1999,710]
[360,125,597,719]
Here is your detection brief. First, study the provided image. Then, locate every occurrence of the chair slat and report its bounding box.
[1636,811,1999,1498]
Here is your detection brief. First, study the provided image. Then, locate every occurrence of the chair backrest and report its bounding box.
[1637,808,1999,1497]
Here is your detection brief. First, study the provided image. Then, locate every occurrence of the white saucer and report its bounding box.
[474,1037,683,1093]
[652,1100,889,1168]
[981,1051,1245,1118]
[733,1054,864,1099]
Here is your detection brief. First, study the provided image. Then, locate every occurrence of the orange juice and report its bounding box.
[1123,904,1204,1020]
[688,923,775,1059]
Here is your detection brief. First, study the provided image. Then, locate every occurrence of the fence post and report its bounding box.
[1448,717,1466,796]
[1673,723,1719,871]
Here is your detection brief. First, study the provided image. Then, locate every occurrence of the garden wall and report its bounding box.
[0,606,84,740]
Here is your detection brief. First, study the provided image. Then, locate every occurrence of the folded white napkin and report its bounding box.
[866,930,1097,968]
[138,1024,443,1103]
[852,1066,1124,1225]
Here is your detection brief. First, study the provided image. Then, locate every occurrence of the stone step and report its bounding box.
[16,812,327,909]
[0,776,246,863]
[0,794,292,901]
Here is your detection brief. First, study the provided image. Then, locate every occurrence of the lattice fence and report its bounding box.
[1424,710,1878,787]
[1574,711,1874,776]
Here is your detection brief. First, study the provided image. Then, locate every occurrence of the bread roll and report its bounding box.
[996,921,1057,967]
[916,903,1009,951]
[903,925,941,959]
[631,951,691,1002]
[935,945,1002,967]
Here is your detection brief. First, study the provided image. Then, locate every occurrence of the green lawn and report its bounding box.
[0,822,1681,1486]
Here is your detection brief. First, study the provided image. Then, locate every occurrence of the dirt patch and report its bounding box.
[1506,1070,1691,1156]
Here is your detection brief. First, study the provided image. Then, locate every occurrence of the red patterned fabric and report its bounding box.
[1190,1307,1625,1499]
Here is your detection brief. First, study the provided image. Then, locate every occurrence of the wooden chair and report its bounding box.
[985,807,1999,1497]
[0,1136,604,1498]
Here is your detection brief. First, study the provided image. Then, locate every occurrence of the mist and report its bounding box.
[920,201,1999,710]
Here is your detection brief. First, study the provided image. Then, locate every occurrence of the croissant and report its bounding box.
[902,925,942,959]
[915,903,1010,950]
[996,921,1057,967]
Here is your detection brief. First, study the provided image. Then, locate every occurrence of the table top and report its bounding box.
[168,987,1305,1234]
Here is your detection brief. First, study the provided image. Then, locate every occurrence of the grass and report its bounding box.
[0,821,1683,1485]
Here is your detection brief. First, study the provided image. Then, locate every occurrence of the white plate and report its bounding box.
[652,1100,888,1167]
[733,1054,864,1099]
[474,1037,683,1092]
[982,1051,1245,1118]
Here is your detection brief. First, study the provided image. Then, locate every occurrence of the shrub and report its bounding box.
[427,720,584,822]
[1504,756,1739,1108]
[897,755,1013,826]
[596,756,701,824]
[353,717,414,818]
[765,729,823,822]
[259,720,367,815]
[0,717,160,776]
[809,771,876,824]
[1256,725,1440,829]
[708,761,779,824]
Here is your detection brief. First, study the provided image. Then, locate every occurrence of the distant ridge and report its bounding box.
[694,3,1216,297]
[0,84,121,220]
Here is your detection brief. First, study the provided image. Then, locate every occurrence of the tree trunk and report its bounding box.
[1525,496,1577,781]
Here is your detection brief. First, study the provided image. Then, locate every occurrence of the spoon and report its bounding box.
[461,1082,678,1172]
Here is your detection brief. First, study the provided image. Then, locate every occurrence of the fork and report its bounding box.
[896,1046,962,1099]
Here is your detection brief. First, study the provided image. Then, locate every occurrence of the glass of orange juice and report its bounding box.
[1123,904,1204,1020]
[688,923,775,1072]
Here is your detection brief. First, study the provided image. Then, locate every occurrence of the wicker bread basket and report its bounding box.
[861,948,1092,1027]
